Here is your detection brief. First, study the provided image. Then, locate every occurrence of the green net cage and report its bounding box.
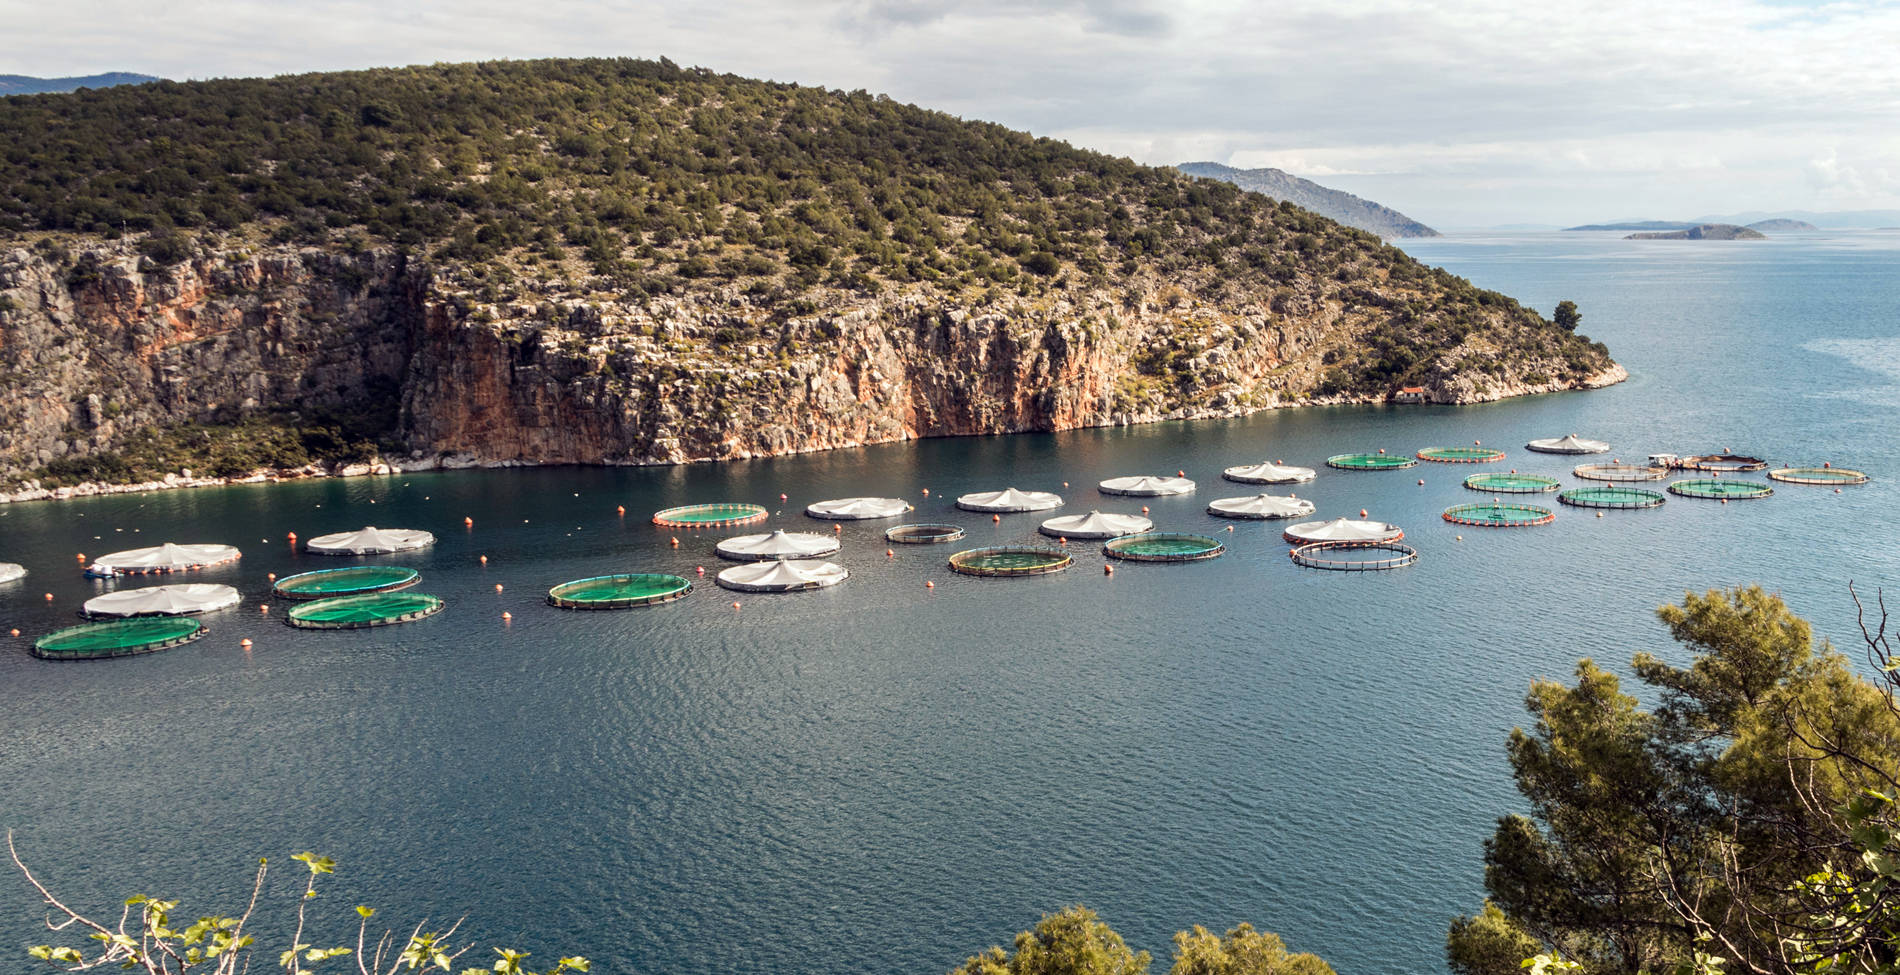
[547,574,693,609]
[947,547,1074,577]
[33,617,205,660]
[1103,532,1226,562]
[886,523,967,544]
[652,503,770,528]
[1327,452,1419,471]
[273,565,420,600]
[1289,541,1419,571]
[1442,502,1556,527]
[1558,486,1667,509]
[1767,467,1869,485]
[1668,478,1774,500]
[1463,472,1560,494]
[1416,446,1506,464]
[286,592,445,629]
[1573,463,1668,482]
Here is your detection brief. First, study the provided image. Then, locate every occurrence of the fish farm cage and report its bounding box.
[651,503,770,528]
[1557,487,1667,509]
[272,565,421,600]
[1102,532,1226,562]
[1326,453,1419,471]
[1289,541,1419,571]
[1416,446,1506,464]
[547,574,693,609]
[1668,478,1774,500]
[32,617,206,660]
[285,592,445,630]
[886,523,967,544]
[1573,463,1668,482]
[1442,502,1556,527]
[1767,467,1869,485]
[1463,472,1560,494]
[947,547,1074,577]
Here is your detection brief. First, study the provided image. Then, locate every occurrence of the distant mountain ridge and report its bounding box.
[0,73,161,96]
[1177,161,1440,238]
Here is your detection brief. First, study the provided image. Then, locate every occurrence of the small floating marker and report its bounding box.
[1418,479,1425,485]
[1063,481,1069,488]
[1456,534,1464,541]
[261,605,270,614]
[1058,536,1068,545]
[1474,440,1482,446]
[479,555,488,564]
[780,493,789,501]
[833,524,842,533]
[922,488,930,495]
[992,514,1001,522]
[1825,461,1833,468]
[1225,525,1234,532]
[670,537,680,548]
[464,517,473,527]
[1378,448,1386,454]
[494,583,504,592]
[925,580,935,588]
[1597,511,1604,518]
[75,553,84,562]
[240,638,252,648]
[7,629,16,637]
[732,601,742,609]
[886,549,894,557]
[617,505,626,516]
[1510,468,1517,474]
[43,593,53,602]
[1360,508,1368,517]
[695,565,706,576]
[1836,488,1843,493]
[1104,564,1114,575]
[502,612,512,621]
[1721,499,1729,505]
[267,572,277,581]
[286,532,297,542]
[1141,506,1150,514]
[1177,470,1186,477]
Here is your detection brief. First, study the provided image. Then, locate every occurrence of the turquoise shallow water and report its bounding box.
[2,231,1898,975]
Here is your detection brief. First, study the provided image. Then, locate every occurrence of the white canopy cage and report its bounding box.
[1206,494,1317,520]
[1526,434,1611,455]
[1038,510,1152,539]
[0,563,24,584]
[1222,462,1317,484]
[87,543,241,577]
[955,487,1064,512]
[714,529,843,561]
[1098,475,1196,496]
[1283,517,1404,544]
[305,526,436,555]
[84,583,241,618]
[716,560,848,592]
[805,497,913,520]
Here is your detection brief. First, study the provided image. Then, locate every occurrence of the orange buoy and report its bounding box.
[1417,479,1424,485]
[1835,488,1842,494]
[1456,535,1464,541]
[1474,440,1481,446]
[240,638,252,648]
[494,583,504,592]
[1824,462,1832,468]
[74,553,84,562]
[670,537,680,548]
[1104,564,1114,575]
[696,566,705,575]
[732,601,741,609]
[261,605,270,614]
[922,488,930,495]
[1360,509,1368,517]
[464,517,473,527]
[885,549,894,557]
[925,580,935,588]
[780,493,788,501]
[502,612,512,621]
[1141,506,1149,514]
[1225,525,1234,532]
[1063,481,1069,488]
[267,572,276,581]
[617,505,626,515]
[43,593,53,602]
[1177,469,1185,477]
[1596,512,1604,518]
[1378,448,1386,454]
[1058,536,1068,545]
[992,514,1000,522]
[7,629,16,637]
[833,524,842,533]
[479,555,488,564]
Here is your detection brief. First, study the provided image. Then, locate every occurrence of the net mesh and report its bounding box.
[1463,473,1560,493]
[287,592,444,629]
[652,503,769,527]
[548,574,692,609]
[1767,467,1868,485]
[273,565,420,599]
[1289,541,1419,571]
[1103,533,1226,562]
[1668,478,1774,499]
[1328,453,1419,470]
[1442,503,1555,527]
[34,617,204,658]
[1417,446,1506,463]
[1558,487,1667,509]
[886,524,967,544]
[948,547,1074,576]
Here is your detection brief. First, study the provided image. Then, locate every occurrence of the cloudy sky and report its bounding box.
[6,0,1900,226]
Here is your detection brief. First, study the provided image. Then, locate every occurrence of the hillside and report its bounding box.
[1177,162,1439,238]
[0,72,159,95]
[0,58,1617,491]
[1626,224,1766,240]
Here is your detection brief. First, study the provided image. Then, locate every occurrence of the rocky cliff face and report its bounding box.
[0,239,1622,482]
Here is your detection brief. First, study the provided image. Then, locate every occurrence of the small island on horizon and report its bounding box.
[1625,223,1767,240]
[1565,217,1819,233]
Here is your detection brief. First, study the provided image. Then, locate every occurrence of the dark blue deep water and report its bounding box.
[3,231,1898,975]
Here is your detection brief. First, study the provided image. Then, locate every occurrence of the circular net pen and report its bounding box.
[1463,472,1560,494]
[286,592,445,630]
[33,617,205,660]
[1103,532,1226,562]
[273,565,420,600]
[886,523,967,545]
[1327,453,1419,471]
[652,503,769,529]
[1768,467,1869,485]
[1417,446,1506,464]
[548,574,693,610]
[1558,486,1666,509]
[1574,463,1667,482]
[947,547,1074,577]
[1443,502,1556,527]
[1289,541,1418,571]
[1669,478,1774,500]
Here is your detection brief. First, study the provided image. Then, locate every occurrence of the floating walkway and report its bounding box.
[1326,452,1418,471]
[714,529,841,561]
[1463,472,1560,494]
[547,574,693,609]
[83,583,240,618]
[1222,462,1316,484]
[273,565,420,599]
[1527,434,1610,455]
[1768,466,1868,485]
[1206,494,1316,520]
[33,617,206,660]
[1573,463,1667,482]
[1558,486,1666,509]
[956,488,1063,513]
[805,497,914,520]
[286,592,444,629]
[1039,510,1151,539]
[1416,446,1505,464]
[1103,532,1225,562]
[1289,541,1418,571]
[1098,475,1195,496]
[947,547,1073,577]
[716,560,847,592]
[652,503,769,528]
[1442,502,1555,527]
[1668,478,1773,500]
[886,523,966,544]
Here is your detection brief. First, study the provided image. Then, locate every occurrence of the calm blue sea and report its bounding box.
[2,230,1897,975]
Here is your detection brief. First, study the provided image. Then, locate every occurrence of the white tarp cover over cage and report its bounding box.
[1098,475,1196,496]
[0,563,23,584]
[805,497,913,520]
[84,583,241,617]
[305,526,437,555]
[716,560,848,592]
[1207,494,1317,520]
[1222,462,1317,484]
[1038,510,1152,539]
[88,543,241,577]
[1526,434,1611,454]
[715,529,842,561]
[956,487,1064,512]
[1283,517,1404,544]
